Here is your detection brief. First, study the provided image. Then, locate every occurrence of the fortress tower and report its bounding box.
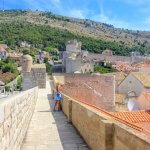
[21,55,46,91]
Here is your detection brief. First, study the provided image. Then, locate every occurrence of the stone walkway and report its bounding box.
[21,81,89,150]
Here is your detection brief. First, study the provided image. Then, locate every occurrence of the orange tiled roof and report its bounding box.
[111,111,150,123]
[0,46,6,52]
[137,63,150,68]
[62,89,150,134]
[143,93,150,102]
[9,52,21,58]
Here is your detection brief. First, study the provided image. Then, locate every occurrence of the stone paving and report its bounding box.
[21,81,89,150]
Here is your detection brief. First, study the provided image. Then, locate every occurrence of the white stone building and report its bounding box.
[0,45,8,60]
[63,40,94,74]
[138,64,150,72]
[118,72,150,96]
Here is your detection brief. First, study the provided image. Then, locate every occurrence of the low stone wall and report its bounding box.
[0,87,38,150]
[61,93,150,150]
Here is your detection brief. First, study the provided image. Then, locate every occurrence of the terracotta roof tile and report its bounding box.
[143,93,150,102]
[0,46,6,52]
[111,111,150,123]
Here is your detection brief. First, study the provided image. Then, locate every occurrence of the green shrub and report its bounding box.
[46,63,52,75]
[44,57,48,63]
[16,76,22,90]
[5,85,11,92]
[94,65,117,74]
[2,63,17,73]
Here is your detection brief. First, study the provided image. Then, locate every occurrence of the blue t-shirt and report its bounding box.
[55,92,63,101]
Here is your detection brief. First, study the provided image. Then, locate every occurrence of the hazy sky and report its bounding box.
[1,0,150,31]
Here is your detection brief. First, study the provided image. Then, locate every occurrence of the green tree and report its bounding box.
[2,63,17,73]
[44,57,48,63]
[94,65,117,74]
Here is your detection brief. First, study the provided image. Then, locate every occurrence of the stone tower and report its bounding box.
[63,40,82,73]
[21,55,36,91]
[21,55,33,72]
[21,55,46,91]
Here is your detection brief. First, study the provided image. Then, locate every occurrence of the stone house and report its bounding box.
[115,93,128,112]
[136,92,150,110]
[118,72,150,96]
[138,64,150,72]
[0,45,8,60]
[8,51,21,59]
[105,72,127,90]
[63,40,94,73]
[102,49,113,56]
[81,62,94,73]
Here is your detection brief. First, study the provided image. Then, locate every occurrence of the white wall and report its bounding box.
[118,74,144,96]
[81,63,94,73]
[139,67,150,73]
[66,57,82,73]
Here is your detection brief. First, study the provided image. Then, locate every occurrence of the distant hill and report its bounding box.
[0,10,150,56]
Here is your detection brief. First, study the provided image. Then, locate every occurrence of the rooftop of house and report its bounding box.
[9,51,21,58]
[138,64,150,68]
[137,92,150,102]
[0,46,7,52]
[132,72,150,88]
[111,111,150,135]
[105,72,127,85]
[139,92,150,102]
[115,93,126,104]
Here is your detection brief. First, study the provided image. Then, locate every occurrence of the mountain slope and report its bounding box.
[0,10,150,55]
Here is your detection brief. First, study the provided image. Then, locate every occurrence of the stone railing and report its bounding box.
[53,75,150,150]
[0,87,38,150]
[60,92,150,150]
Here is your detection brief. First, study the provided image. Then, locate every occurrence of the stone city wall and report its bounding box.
[0,87,38,150]
[62,74,115,112]
[61,93,150,150]
[53,75,150,150]
[23,64,46,91]
[31,65,46,89]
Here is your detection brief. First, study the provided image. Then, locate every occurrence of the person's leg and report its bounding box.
[53,101,58,111]
[57,101,61,111]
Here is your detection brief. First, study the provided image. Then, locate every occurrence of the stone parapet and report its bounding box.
[60,92,150,150]
[0,87,38,150]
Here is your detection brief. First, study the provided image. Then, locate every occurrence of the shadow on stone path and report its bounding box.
[21,80,89,150]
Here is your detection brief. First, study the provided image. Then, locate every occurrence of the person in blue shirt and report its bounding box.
[53,83,63,111]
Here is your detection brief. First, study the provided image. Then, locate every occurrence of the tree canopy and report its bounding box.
[0,22,148,56]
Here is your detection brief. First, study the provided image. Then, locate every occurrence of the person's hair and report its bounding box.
[56,83,60,92]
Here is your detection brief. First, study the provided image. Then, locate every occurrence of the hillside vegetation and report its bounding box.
[0,10,150,56]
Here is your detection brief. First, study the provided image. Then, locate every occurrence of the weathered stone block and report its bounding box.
[0,125,3,140]
[0,105,4,125]
[4,103,11,119]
